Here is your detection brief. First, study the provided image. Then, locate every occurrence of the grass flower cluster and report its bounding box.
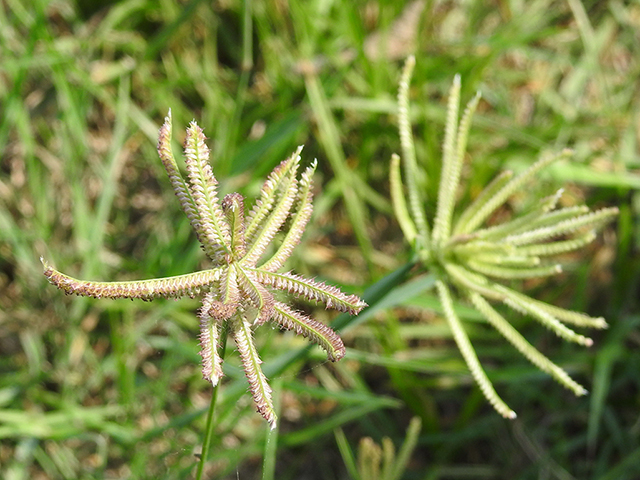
[42,111,366,429]
[390,56,618,418]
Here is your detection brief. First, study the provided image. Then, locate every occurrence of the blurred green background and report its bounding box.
[1,0,639,478]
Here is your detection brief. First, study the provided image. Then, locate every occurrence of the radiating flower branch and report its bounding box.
[43,110,367,429]
[390,56,618,418]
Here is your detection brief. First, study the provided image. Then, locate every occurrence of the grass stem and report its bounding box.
[195,324,229,480]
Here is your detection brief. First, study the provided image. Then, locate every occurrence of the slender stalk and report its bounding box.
[261,376,282,480]
[196,323,229,480]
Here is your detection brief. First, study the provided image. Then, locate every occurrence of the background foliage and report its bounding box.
[1,0,639,478]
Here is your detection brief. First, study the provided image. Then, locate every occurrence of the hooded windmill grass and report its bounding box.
[43,111,366,428]
[390,56,618,418]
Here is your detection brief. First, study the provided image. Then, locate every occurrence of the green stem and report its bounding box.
[195,322,229,480]
[261,376,282,480]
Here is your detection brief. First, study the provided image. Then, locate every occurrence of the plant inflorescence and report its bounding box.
[391,56,618,418]
[43,111,366,428]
